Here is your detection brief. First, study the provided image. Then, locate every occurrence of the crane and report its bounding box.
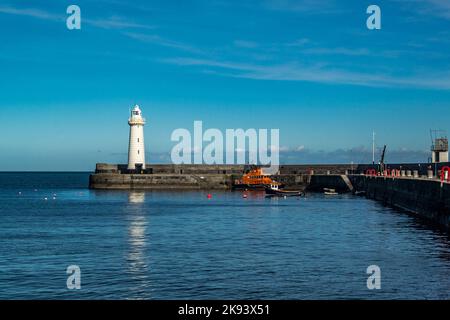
[379,145,387,174]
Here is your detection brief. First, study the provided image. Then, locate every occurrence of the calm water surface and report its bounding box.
[0,172,449,299]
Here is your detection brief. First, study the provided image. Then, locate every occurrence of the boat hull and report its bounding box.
[233,183,285,191]
[265,188,303,197]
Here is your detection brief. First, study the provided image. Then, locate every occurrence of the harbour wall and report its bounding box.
[306,174,450,231]
[93,163,358,175]
[89,163,356,190]
[89,173,233,190]
[90,162,450,190]
[349,175,450,230]
[94,162,450,175]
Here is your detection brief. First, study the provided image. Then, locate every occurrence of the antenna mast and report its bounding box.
[372,131,375,165]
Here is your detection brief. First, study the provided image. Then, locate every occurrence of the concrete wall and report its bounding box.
[289,173,450,231]
[95,163,247,175]
[355,162,450,176]
[95,163,356,175]
[95,162,450,175]
[350,175,450,230]
[89,173,234,190]
[89,172,312,190]
[91,163,405,191]
[91,163,351,190]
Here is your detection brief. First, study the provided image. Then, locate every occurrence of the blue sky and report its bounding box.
[0,0,449,170]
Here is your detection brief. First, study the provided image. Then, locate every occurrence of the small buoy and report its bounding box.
[284,196,287,199]
[44,197,48,201]
[52,197,56,200]
[207,194,212,199]
[243,194,248,199]
[53,193,57,197]
[18,192,22,195]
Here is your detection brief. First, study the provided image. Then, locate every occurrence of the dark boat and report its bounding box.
[265,184,304,197]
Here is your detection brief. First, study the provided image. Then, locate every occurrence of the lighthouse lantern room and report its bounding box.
[127,105,146,171]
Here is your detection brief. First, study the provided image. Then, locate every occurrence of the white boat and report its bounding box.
[324,188,338,195]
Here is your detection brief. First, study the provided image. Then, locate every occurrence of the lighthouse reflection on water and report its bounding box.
[126,191,149,296]
[128,191,146,204]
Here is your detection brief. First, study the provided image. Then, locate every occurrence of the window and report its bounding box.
[137,138,140,143]
[138,150,140,155]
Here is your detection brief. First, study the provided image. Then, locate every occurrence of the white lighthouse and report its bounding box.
[127,105,146,171]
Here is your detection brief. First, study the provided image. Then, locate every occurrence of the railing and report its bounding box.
[128,117,146,125]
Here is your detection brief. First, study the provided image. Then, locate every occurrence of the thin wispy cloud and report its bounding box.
[0,4,154,30]
[233,40,259,49]
[302,47,372,57]
[262,0,338,13]
[299,46,419,59]
[162,57,450,90]
[285,38,310,47]
[0,5,62,21]
[423,0,450,19]
[396,0,450,20]
[122,32,202,54]
[280,146,430,164]
[85,16,155,30]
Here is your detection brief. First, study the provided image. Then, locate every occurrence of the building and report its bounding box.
[127,105,146,170]
[431,137,448,163]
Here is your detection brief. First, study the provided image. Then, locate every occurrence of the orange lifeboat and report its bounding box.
[233,167,282,190]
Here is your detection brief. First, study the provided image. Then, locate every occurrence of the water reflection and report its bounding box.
[128,191,146,204]
[126,192,149,295]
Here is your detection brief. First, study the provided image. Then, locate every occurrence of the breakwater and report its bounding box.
[89,163,355,190]
[93,163,357,175]
[350,175,450,230]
